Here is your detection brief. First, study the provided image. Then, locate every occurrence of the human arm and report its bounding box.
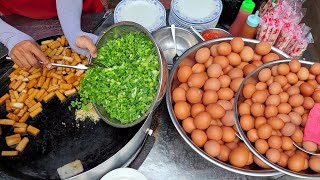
[0,19,51,68]
[56,0,98,58]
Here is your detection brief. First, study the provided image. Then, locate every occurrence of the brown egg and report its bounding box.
[293,106,305,116]
[284,150,295,157]
[217,42,232,56]
[217,100,232,111]
[177,66,192,83]
[252,60,263,67]
[227,52,242,66]
[268,135,282,149]
[229,146,250,168]
[303,97,315,110]
[257,124,272,139]
[223,65,233,74]
[279,92,289,103]
[182,117,196,133]
[204,56,214,68]
[179,57,195,67]
[266,148,281,163]
[172,87,186,103]
[206,103,225,119]
[308,73,316,80]
[228,68,243,79]
[236,62,248,70]
[191,103,205,118]
[255,117,267,129]
[217,145,231,162]
[267,117,284,130]
[286,73,299,84]
[277,114,290,123]
[287,86,300,96]
[288,112,302,126]
[217,88,234,100]
[252,53,262,61]
[204,140,221,157]
[210,44,218,57]
[240,115,254,131]
[255,139,269,154]
[252,90,268,103]
[222,127,235,143]
[203,78,221,91]
[247,129,259,143]
[251,103,265,117]
[281,137,293,150]
[288,59,301,73]
[243,64,257,76]
[192,63,206,73]
[230,78,244,92]
[264,105,278,118]
[300,82,315,97]
[310,63,320,75]
[308,79,318,89]
[278,103,292,114]
[291,128,303,143]
[240,46,254,62]
[288,94,304,107]
[206,125,223,141]
[262,53,280,63]
[255,82,267,91]
[309,156,320,172]
[191,129,207,147]
[225,142,238,150]
[301,113,308,127]
[174,101,191,120]
[277,153,289,167]
[312,90,320,103]
[266,76,274,86]
[202,90,218,105]
[195,47,210,63]
[274,75,288,87]
[213,56,229,69]
[255,41,271,56]
[266,95,281,106]
[207,64,222,78]
[179,83,189,91]
[268,82,282,95]
[281,122,296,136]
[194,112,212,130]
[239,102,251,116]
[302,141,317,152]
[277,64,290,75]
[258,68,272,82]
[296,150,309,160]
[288,154,305,172]
[221,110,235,127]
[218,75,231,88]
[254,156,270,169]
[230,37,244,53]
[297,67,309,81]
[271,66,278,76]
[244,99,253,106]
[186,87,202,104]
[243,83,256,99]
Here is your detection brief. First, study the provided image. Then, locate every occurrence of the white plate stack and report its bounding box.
[169,0,223,32]
[114,0,166,32]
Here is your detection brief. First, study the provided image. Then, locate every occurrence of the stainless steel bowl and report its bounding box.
[92,21,168,128]
[166,37,290,176]
[234,59,320,179]
[152,26,199,69]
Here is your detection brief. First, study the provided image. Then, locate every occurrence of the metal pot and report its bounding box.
[234,59,320,179]
[166,37,290,176]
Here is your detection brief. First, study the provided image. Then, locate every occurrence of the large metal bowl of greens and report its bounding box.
[83,21,168,128]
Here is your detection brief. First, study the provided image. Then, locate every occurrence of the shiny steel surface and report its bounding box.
[92,21,168,128]
[166,37,290,176]
[234,59,320,179]
[293,141,320,156]
[152,26,199,69]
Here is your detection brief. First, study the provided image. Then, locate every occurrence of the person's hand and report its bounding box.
[9,40,51,68]
[75,35,98,58]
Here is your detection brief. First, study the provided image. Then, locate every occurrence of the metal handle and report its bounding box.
[190,26,205,42]
[171,24,177,55]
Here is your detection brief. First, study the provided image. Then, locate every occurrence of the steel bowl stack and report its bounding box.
[169,0,223,31]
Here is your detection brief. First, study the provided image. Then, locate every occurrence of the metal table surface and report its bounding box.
[0,13,309,180]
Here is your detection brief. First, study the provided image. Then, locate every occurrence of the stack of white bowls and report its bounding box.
[169,0,223,32]
[114,0,166,32]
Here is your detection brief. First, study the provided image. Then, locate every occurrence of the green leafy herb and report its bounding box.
[77,32,159,124]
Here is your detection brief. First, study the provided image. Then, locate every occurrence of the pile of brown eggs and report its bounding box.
[238,60,320,173]
[171,37,286,168]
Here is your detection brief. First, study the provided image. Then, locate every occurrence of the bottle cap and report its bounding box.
[247,11,260,27]
[241,0,255,13]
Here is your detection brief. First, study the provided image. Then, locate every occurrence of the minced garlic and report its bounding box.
[75,103,100,123]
